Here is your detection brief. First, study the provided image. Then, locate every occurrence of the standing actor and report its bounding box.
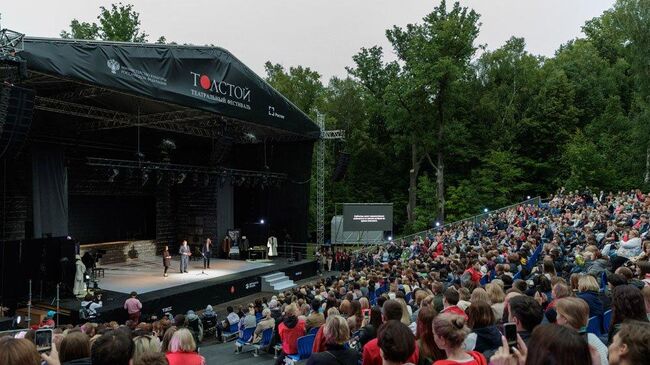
[73,254,87,297]
[267,235,278,259]
[202,238,212,269]
[179,240,191,273]
[163,245,172,277]
[222,234,231,259]
[240,236,250,260]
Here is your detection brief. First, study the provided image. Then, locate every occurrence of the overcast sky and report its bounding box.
[1,0,615,82]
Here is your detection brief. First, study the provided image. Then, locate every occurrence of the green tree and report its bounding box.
[61,3,154,42]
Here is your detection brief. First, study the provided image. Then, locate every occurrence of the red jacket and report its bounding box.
[362,337,418,365]
[278,316,306,355]
[433,351,487,365]
[441,305,468,320]
[464,267,482,283]
[166,352,205,365]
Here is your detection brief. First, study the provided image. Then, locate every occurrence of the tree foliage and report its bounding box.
[61,3,156,42]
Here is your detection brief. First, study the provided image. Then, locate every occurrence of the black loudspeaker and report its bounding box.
[0,84,35,159]
[332,152,351,182]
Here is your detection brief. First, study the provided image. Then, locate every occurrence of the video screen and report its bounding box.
[342,204,393,231]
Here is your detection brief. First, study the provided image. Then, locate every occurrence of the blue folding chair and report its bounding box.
[586,316,602,337]
[480,275,489,286]
[252,328,274,357]
[603,310,612,334]
[600,271,608,293]
[255,312,263,322]
[285,334,316,363]
[235,327,256,353]
[308,326,320,335]
[513,271,522,280]
[405,292,413,304]
[221,322,240,342]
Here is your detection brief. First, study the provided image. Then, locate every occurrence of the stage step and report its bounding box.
[261,272,296,292]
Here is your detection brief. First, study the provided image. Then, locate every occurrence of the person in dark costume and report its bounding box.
[202,238,212,269]
[222,234,232,259]
[163,245,172,277]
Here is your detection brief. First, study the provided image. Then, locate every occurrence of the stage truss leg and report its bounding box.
[316,113,325,247]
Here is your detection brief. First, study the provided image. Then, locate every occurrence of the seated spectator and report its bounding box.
[577,275,604,318]
[555,297,608,365]
[362,300,419,365]
[305,299,325,332]
[306,315,360,365]
[441,288,468,320]
[465,301,501,357]
[642,286,650,321]
[491,324,592,365]
[485,283,505,322]
[378,320,419,365]
[608,320,650,365]
[608,285,648,344]
[241,303,257,330]
[507,295,543,344]
[313,308,340,353]
[216,306,240,341]
[0,337,40,365]
[200,305,217,330]
[431,313,486,365]
[91,330,134,365]
[185,310,203,346]
[415,306,445,365]
[543,282,571,323]
[133,334,162,363]
[276,303,306,365]
[165,328,205,365]
[251,308,275,344]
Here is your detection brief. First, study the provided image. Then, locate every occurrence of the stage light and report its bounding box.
[177,173,187,184]
[108,168,119,182]
[141,171,149,186]
[483,208,489,213]
[388,236,392,240]
[527,195,531,199]
[260,219,265,224]
[435,222,440,227]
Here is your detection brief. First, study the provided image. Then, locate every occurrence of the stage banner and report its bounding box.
[19,38,319,137]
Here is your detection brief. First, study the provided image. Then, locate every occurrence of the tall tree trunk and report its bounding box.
[436,151,445,222]
[645,144,650,184]
[407,142,419,223]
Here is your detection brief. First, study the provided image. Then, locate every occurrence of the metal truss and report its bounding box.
[322,129,345,140]
[0,27,24,54]
[86,156,288,181]
[316,115,345,246]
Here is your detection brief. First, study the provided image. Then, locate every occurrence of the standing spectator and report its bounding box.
[124,291,143,324]
[431,314,487,365]
[306,315,360,365]
[608,321,650,365]
[276,303,306,365]
[165,328,205,365]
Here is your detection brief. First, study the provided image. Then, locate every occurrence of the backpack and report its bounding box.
[79,302,94,320]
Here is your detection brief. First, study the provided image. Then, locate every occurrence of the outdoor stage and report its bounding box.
[52,257,318,324]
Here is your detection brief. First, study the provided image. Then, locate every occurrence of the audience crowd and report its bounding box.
[2,189,650,365]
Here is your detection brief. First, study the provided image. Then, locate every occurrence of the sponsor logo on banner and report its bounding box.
[295,271,302,276]
[107,59,120,74]
[245,281,258,290]
[268,106,285,119]
[106,58,168,86]
[190,71,251,111]
[162,306,172,313]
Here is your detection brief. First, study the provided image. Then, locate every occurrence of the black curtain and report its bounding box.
[32,145,68,238]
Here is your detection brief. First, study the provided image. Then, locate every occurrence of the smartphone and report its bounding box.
[35,328,53,353]
[504,322,517,348]
[362,308,370,319]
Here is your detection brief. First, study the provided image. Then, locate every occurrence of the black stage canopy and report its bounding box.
[18,37,320,140]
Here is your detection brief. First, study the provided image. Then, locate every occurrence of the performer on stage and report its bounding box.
[267,235,278,259]
[179,240,191,273]
[202,238,212,269]
[240,236,250,260]
[163,245,172,277]
[222,234,231,259]
[73,254,87,297]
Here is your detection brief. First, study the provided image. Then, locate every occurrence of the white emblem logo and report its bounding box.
[107,59,120,74]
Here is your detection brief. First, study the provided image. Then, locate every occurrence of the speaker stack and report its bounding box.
[0,83,35,159]
[332,152,351,182]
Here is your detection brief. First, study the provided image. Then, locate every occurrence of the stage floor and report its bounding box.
[96,257,274,294]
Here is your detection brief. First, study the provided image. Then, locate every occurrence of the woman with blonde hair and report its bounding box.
[485,283,505,322]
[396,298,412,326]
[469,288,489,305]
[555,297,608,365]
[432,313,486,365]
[133,334,162,363]
[306,315,360,365]
[165,328,205,365]
[577,275,604,318]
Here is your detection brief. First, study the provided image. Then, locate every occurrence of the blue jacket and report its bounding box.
[577,290,604,318]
